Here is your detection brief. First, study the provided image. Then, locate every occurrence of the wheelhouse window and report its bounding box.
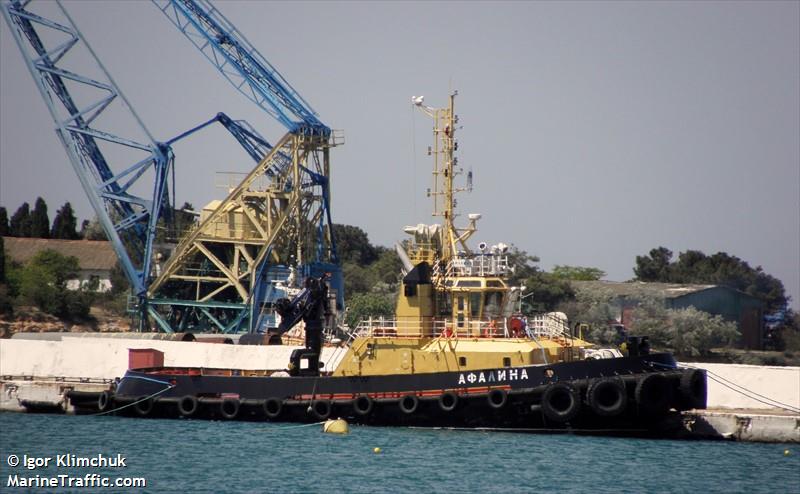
[470,292,481,318]
[484,291,503,318]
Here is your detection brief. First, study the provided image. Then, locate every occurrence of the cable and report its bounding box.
[678,362,800,412]
[254,420,327,432]
[703,374,799,413]
[657,361,800,413]
[92,385,175,416]
[702,368,799,411]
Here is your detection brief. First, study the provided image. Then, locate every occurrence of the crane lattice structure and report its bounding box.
[3,0,342,333]
[147,0,342,333]
[1,0,172,312]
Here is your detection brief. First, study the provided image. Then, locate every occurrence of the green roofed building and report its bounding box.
[571,281,766,350]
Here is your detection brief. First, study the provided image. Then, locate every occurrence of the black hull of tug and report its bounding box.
[88,353,706,435]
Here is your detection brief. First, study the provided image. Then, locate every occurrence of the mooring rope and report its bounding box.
[650,361,800,413]
[254,420,327,432]
[92,376,175,417]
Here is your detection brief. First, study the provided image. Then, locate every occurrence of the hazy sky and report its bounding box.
[1,1,798,308]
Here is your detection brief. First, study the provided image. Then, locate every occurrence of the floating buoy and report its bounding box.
[373,447,381,454]
[784,449,791,456]
[322,418,349,434]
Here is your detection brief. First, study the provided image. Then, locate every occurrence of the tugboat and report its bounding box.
[102,93,707,434]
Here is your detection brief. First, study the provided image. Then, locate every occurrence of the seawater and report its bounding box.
[1,413,798,494]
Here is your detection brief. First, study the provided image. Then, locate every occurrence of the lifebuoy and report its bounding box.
[263,398,283,419]
[482,320,499,338]
[311,400,332,420]
[679,368,707,410]
[487,389,507,409]
[353,395,374,416]
[541,383,581,422]
[509,317,525,337]
[635,373,673,416]
[134,396,154,417]
[586,378,627,417]
[399,394,419,414]
[178,395,198,417]
[438,392,459,412]
[97,391,113,412]
[220,398,240,420]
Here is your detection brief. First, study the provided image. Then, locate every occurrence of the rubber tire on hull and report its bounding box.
[134,397,154,417]
[541,383,581,423]
[438,392,459,412]
[679,368,707,410]
[487,389,508,410]
[263,398,283,419]
[178,396,199,417]
[635,373,674,416]
[312,400,332,420]
[220,399,240,420]
[586,378,627,417]
[399,395,419,415]
[97,391,113,413]
[353,396,374,416]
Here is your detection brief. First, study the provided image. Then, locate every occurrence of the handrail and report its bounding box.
[353,315,572,341]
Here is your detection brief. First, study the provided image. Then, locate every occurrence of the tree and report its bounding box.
[0,235,4,283]
[332,224,379,265]
[0,236,9,316]
[633,247,673,281]
[342,262,377,296]
[0,207,9,236]
[523,272,575,312]
[506,245,540,285]
[51,202,80,239]
[367,248,403,286]
[9,202,32,237]
[30,197,50,238]
[630,296,739,356]
[558,284,619,344]
[109,260,130,295]
[80,217,108,241]
[18,249,92,319]
[633,246,788,312]
[551,265,606,281]
[345,292,395,328]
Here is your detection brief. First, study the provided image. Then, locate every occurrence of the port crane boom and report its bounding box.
[152,0,327,135]
[1,0,173,303]
[147,0,343,333]
[3,0,342,332]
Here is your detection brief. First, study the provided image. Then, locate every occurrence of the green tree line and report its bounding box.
[3,196,795,354]
[1,198,84,240]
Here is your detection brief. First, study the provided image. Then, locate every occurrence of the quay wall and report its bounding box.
[679,362,800,411]
[0,338,798,411]
[0,338,346,379]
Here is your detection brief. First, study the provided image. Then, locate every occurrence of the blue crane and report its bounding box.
[3,0,342,332]
[151,0,343,327]
[152,0,329,136]
[1,0,172,307]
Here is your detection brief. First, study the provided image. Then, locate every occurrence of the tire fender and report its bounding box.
[487,389,508,410]
[541,383,581,422]
[586,378,627,417]
[178,395,199,417]
[220,398,240,420]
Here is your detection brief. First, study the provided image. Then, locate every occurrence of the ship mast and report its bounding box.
[413,91,478,265]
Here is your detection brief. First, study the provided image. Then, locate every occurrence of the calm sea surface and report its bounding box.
[0,413,798,494]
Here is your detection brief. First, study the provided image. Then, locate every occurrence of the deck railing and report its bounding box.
[353,312,573,341]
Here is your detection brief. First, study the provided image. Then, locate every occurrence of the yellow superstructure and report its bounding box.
[332,92,592,378]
